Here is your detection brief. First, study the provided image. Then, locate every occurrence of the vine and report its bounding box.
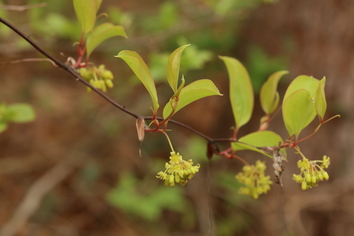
[0,0,340,199]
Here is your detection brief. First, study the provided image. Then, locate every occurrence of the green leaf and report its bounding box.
[7,103,35,123]
[260,70,288,115]
[86,23,127,57]
[166,44,190,93]
[282,89,316,138]
[315,77,327,121]
[95,0,102,12]
[283,75,320,101]
[177,37,213,71]
[163,79,222,118]
[73,0,100,33]
[116,50,159,113]
[219,56,254,130]
[232,130,285,157]
[0,121,7,133]
[106,173,185,221]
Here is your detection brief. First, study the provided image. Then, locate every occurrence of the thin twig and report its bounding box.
[0,17,221,143]
[0,17,139,119]
[0,3,46,11]
[0,17,243,156]
[0,58,57,67]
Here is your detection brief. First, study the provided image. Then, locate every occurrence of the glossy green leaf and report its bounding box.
[283,75,320,101]
[260,70,288,115]
[282,89,316,138]
[163,79,222,118]
[315,77,327,120]
[86,23,127,57]
[7,103,36,123]
[232,130,285,157]
[116,50,159,113]
[167,44,190,93]
[73,0,100,33]
[219,56,254,130]
[95,0,102,11]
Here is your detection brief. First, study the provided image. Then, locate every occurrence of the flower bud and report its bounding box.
[99,80,107,92]
[169,174,175,187]
[105,79,114,88]
[178,171,184,178]
[175,173,180,183]
[103,70,114,80]
[78,68,91,79]
[317,173,324,181]
[301,181,307,190]
[311,175,317,184]
[170,97,178,110]
[305,173,311,183]
[323,171,329,180]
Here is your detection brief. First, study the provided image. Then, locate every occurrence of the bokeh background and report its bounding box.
[0,0,352,235]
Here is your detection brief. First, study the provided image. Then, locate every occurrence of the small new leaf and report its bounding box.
[260,70,288,115]
[283,75,319,101]
[73,0,100,33]
[86,23,127,58]
[219,56,254,131]
[167,44,190,93]
[162,79,222,119]
[232,131,285,158]
[282,89,316,138]
[315,77,327,121]
[116,50,159,114]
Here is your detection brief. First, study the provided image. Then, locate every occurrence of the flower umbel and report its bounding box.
[292,155,330,190]
[235,161,272,199]
[156,152,200,187]
[78,64,114,92]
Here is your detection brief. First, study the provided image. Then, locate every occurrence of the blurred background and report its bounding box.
[0,0,352,235]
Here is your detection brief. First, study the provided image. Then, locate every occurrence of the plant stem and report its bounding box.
[0,17,139,119]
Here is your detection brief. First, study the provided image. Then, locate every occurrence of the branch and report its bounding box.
[0,58,57,67]
[0,17,139,119]
[0,17,240,153]
[0,3,46,11]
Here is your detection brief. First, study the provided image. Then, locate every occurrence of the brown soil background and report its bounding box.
[1,0,353,235]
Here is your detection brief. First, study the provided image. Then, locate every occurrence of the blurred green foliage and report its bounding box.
[106,137,207,222]
[0,0,287,234]
[142,1,179,32]
[106,172,186,221]
[246,45,288,93]
[0,103,36,133]
[149,37,213,83]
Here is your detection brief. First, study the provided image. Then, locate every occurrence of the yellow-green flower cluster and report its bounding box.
[78,65,114,92]
[235,161,272,199]
[156,152,200,187]
[292,155,330,190]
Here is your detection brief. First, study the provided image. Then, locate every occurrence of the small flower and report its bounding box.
[77,65,114,92]
[292,155,330,190]
[235,161,272,199]
[156,152,200,187]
